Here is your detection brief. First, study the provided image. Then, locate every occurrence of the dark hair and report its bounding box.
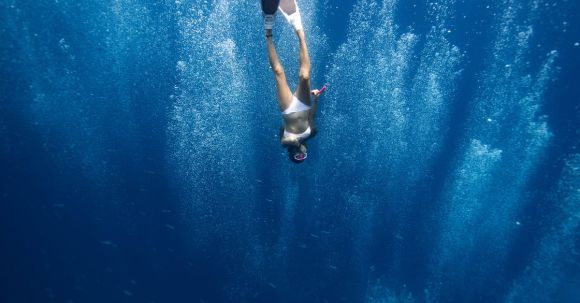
[287,145,306,164]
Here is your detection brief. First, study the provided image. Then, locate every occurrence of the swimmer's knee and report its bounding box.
[272,64,284,76]
[299,68,310,81]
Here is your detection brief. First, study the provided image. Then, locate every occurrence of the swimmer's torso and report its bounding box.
[283,110,310,134]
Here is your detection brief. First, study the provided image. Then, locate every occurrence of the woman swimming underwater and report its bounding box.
[262,0,326,164]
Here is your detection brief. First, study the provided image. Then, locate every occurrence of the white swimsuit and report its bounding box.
[282,95,310,115]
[283,126,312,141]
[282,96,312,140]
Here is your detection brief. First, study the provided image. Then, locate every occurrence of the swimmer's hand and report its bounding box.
[311,84,328,97]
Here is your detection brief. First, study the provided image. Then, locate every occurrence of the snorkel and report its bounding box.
[294,152,307,161]
[288,144,307,164]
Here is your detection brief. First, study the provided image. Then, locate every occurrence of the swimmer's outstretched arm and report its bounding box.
[308,83,327,132]
[309,92,319,130]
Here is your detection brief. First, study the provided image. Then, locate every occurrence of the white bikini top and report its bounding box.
[283,126,312,141]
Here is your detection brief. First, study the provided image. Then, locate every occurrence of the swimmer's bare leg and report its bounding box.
[266,29,293,111]
[294,29,311,106]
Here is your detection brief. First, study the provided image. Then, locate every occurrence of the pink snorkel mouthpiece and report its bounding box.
[317,84,328,95]
[311,84,328,96]
[294,153,307,161]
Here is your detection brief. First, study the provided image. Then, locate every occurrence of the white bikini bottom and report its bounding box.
[282,95,310,115]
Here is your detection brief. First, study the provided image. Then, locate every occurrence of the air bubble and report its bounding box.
[176,61,186,71]
[59,38,70,51]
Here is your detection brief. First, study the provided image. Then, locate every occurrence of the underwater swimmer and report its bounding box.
[262,0,326,164]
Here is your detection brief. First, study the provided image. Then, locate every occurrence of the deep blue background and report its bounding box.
[1,0,579,302]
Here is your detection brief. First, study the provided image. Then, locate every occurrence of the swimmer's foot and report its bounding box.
[279,1,303,31]
[264,14,275,30]
[261,0,280,14]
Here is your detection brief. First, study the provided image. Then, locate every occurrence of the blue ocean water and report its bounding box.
[1,0,579,302]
